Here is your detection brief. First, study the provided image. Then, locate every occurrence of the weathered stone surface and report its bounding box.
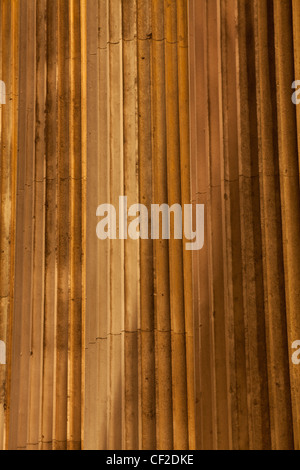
[0,0,299,450]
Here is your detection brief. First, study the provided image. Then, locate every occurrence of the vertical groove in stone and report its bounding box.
[254,0,293,450]
[123,0,140,451]
[54,0,69,449]
[68,0,83,450]
[177,0,195,450]
[137,0,156,450]
[109,0,125,450]
[165,0,188,450]
[206,0,229,449]
[84,0,98,450]
[237,0,270,450]
[293,0,300,174]
[220,0,249,450]
[41,0,57,451]
[189,0,214,451]
[273,0,300,450]
[9,0,36,449]
[27,0,46,450]
[80,0,87,451]
[85,0,110,451]
[151,0,173,451]
[0,0,19,451]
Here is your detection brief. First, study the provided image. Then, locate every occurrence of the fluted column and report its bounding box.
[3,0,85,450]
[84,0,193,450]
[189,0,300,450]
